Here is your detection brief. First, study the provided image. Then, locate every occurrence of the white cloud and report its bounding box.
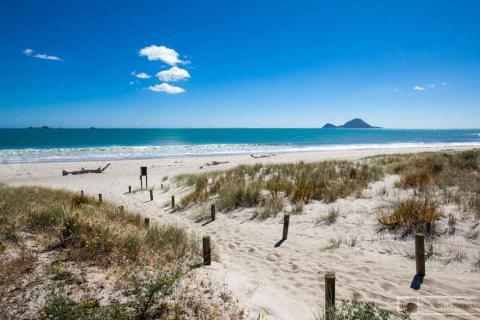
[414,85,425,91]
[148,83,185,94]
[131,71,151,79]
[138,45,183,65]
[23,48,63,61]
[441,82,448,86]
[156,66,190,82]
[33,53,63,61]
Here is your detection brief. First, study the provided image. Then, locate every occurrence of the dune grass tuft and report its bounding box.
[378,197,440,238]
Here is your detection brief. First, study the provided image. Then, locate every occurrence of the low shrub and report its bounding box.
[319,300,411,320]
[42,297,132,320]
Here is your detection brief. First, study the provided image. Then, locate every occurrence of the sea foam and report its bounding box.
[1,142,480,164]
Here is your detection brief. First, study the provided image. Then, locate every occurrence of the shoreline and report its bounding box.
[1,141,480,164]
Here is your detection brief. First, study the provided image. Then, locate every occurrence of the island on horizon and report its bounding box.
[322,118,381,129]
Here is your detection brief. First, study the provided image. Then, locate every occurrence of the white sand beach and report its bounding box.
[1,145,480,320]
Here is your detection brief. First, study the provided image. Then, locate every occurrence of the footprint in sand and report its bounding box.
[266,252,280,261]
[248,247,256,253]
[228,243,236,250]
[379,282,394,291]
[356,266,370,273]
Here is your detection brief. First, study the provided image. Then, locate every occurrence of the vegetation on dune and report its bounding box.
[374,149,480,219]
[378,197,440,238]
[316,207,340,226]
[318,300,411,320]
[176,160,383,218]
[0,184,197,267]
[0,184,240,319]
[43,298,133,320]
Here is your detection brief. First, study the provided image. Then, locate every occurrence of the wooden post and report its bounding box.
[149,190,153,201]
[119,205,124,213]
[203,236,211,266]
[171,195,175,209]
[98,193,102,203]
[161,183,163,189]
[415,233,425,277]
[211,204,216,221]
[80,190,84,197]
[282,214,290,240]
[325,272,336,320]
[128,185,131,193]
[425,222,432,235]
[140,167,148,189]
[144,217,150,227]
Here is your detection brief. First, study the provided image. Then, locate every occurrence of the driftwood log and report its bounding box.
[199,161,229,169]
[62,163,111,176]
[250,153,275,159]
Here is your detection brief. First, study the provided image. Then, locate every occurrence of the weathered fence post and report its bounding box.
[80,190,84,197]
[171,195,175,209]
[144,217,150,227]
[128,185,131,193]
[415,233,425,277]
[211,204,216,221]
[149,190,153,201]
[140,166,148,189]
[325,272,336,320]
[98,193,102,203]
[282,214,290,240]
[203,236,211,266]
[119,205,124,213]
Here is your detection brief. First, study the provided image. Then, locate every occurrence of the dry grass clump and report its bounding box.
[176,160,383,218]
[395,169,434,194]
[316,207,339,226]
[252,196,284,220]
[378,197,441,238]
[377,149,480,218]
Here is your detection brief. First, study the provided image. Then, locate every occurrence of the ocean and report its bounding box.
[0,128,479,163]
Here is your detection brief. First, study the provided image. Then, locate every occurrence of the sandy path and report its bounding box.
[1,146,479,320]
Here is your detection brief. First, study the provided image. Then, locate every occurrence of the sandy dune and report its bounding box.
[1,146,479,320]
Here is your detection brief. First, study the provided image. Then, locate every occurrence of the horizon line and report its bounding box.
[1,127,480,130]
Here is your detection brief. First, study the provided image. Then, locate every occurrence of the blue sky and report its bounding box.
[0,0,479,128]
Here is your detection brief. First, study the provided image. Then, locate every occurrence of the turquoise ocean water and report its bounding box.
[0,128,479,163]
